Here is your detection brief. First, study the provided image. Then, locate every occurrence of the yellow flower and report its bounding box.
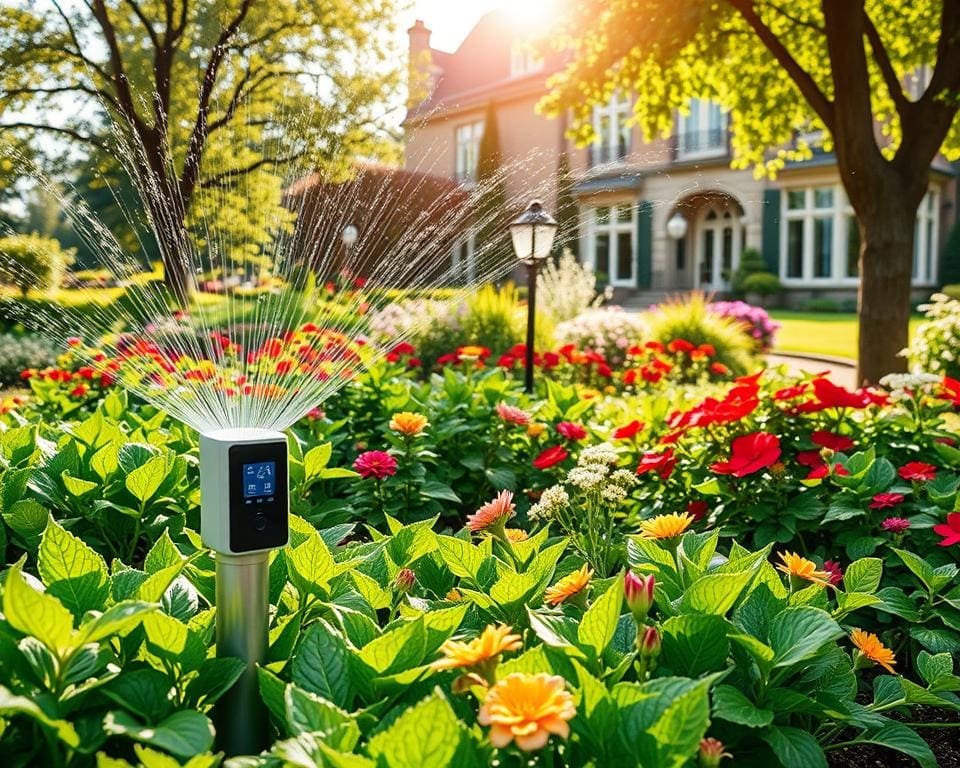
[526,423,547,438]
[478,673,576,752]
[445,588,463,601]
[458,345,488,359]
[638,512,694,540]
[776,551,831,586]
[851,629,897,674]
[505,528,529,543]
[544,565,592,605]
[431,624,522,671]
[389,411,429,435]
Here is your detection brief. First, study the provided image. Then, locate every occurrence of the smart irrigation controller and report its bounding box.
[199,429,289,554]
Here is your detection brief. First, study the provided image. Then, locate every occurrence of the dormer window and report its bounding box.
[510,41,544,77]
[590,92,632,167]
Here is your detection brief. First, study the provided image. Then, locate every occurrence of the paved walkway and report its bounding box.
[766,352,858,389]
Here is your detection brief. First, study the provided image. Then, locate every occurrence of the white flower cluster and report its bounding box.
[579,443,619,466]
[904,293,960,376]
[531,444,638,519]
[537,249,612,325]
[879,372,942,400]
[554,307,648,366]
[528,484,570,520]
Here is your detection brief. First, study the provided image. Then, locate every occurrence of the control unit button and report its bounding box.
[254,514,267,532]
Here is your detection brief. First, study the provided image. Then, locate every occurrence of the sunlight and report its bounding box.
[502,0,561,30]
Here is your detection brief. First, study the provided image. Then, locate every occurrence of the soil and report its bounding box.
[827,706,960,768]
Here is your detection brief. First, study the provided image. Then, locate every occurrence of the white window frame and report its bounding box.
[677,98,728,160]
[779,184,939,287]
[696,204,742,291]
[510,42,544,77]
[590,93,632,167]
[585,203,637,288]
[455,120,484,183]
[451,231,477,283]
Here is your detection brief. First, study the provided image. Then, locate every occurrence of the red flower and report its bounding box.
[69,384,88,398]
[710,362,728,376]
[696,343,716,358]
[353,451,398,480]
[623,369,638,385]
[687,500,709,521]
[668,339,695,354]
[823,560,844,586]
[811,431,854,452]
[711,432,781,478]
[556,422,587,441]
[533,445,569,470]
[805,463,849,480]
[613,420,643,440]
[407,357,422,368]
[881,517,911,533]
[797,450,825,468]
[870,493,905,510]
[898,462,937,482]
[774,382,809,401]
[392,341,416,356]
[645,341,665,353]
[933,513,960,547]
[636,449,677,479]
[436,353,459,366]
[940,376,960,406]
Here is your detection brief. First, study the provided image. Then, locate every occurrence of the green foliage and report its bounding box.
[460,283,526,354]
[0,233,76,296]
[731,247,767,293]
[0,333,59,386]
[740,271,784,297]
[474,101,510,276]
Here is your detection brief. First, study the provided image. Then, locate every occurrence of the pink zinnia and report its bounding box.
[870,493,905,510]
[898,462,937,482]
[881,517,911,533]
[496,403,531,426]
[823,560,844,586]
[466,490,515,533]
[353,450,398,480]
[556,422,587,441]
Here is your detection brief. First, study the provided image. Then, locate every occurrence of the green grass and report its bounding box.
[770,311,922,359]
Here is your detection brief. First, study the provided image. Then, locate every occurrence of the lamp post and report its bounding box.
[341,224,359,276]
[509,200,558,394]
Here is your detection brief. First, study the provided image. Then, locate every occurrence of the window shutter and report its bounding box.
[761,189,781,273]
[636,200,653,289]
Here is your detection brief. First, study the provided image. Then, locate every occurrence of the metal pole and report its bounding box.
[214,551,270,757]
[525,260,538,394]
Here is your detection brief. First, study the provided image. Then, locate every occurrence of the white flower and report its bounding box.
[578,443,619,466]
[568,467,606,489]
[529,485,570,520]
[601,485,628,502]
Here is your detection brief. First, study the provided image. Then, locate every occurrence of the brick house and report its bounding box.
[403,11,958,306]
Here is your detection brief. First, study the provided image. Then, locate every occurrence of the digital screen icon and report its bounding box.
[243,461,276,499]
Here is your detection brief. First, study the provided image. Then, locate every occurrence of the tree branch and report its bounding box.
[199,151,307,188]
[89,0,145,132]
[0,121,111,154]
[123,0,160,49]
[50,0,110,82]
[2,84,121,112]
[861,9,909,116]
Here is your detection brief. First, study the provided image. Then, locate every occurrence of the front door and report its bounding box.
[697,206,741,291]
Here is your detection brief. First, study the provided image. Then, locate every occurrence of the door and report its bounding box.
[697,206,740,291]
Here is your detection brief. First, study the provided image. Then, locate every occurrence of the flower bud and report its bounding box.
[393,568,416,593]
[698,737,731,767]
[624,571,655,622]
[639,626,661,660]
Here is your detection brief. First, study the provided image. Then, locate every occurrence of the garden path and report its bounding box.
[765,353,858,389]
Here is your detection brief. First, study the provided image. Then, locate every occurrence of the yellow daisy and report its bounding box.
[389,411,429,435]
[776,551,831,586]
[431,624,522,671]
[638,512,695,540]
[851,629,897,674]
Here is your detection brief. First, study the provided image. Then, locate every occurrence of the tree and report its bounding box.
[0,1,401,305]
[554,152,578,259]
[539,0,960,382]
[475,101,510,276]
[0,232,75,295]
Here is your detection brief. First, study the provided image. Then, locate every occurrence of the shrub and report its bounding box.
[906,292,960,377]
[740,270,783,297]
[730,247,767,293]
[802,297,843,312]
[709,299,780,352]
[941,284,960,301]
[0,232,75,295]
[537,248,610,325]
[645,293,757,375]
[460,282,527,352]
[0,332,59,386]
[554,307,648,366]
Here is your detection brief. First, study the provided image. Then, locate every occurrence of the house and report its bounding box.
[403,11,958,307]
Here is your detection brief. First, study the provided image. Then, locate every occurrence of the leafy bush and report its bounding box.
[740,271,784,297]
[709,300,780,352]
[460,282,527,353]
[730,246,768,293]
[554,307,648,366]
[537,248,610,325]
[0,332,59,386]
[645,293,757,375]
[942,284,960,301]
[0,232,75,295]
[802,297,843,312]
[906,292,960,378]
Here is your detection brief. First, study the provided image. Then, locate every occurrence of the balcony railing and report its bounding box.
[590,140,631,168]
[675,128,728,160]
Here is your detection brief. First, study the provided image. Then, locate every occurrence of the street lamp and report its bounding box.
[341,224,359,276]
[509,200,558,394]
[667,212,688,240]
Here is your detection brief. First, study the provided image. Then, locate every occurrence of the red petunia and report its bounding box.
[774,382,809,401]
[711,432,781,478]
[636,449,677,479]
[613,420,643,440]
[533,445,569,470]
[797,450,825,468]
[805,463,849,480]
[870,493,905,510]
[939,376,960,406]
[898,462,937,482]
[710,362,728,376]
[392,341,416,356]
[811,431,854,452]
[933,513,960,547]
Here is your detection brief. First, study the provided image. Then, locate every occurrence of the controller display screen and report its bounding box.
[242,461,276,498]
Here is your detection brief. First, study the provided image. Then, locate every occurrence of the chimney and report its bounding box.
[407,20,435,110]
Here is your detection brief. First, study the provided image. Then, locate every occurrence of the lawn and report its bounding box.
[769,310,922,359]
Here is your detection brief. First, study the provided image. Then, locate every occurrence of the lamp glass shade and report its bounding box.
[666,213,688,240]
[509,201,558,261]
[341,225,359,247]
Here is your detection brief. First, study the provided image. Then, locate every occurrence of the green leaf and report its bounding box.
[291,621,353,709]
[104,710,214,759]
[661,615,730,676]
[125,454,168,504]
[141,612,206,671]
[712,684,773,728]
[572,660,618,757]
[848,724,936,768]
[436,535,485,581]
[761,725,827,768]
[357,617,426,675]
[420,480,461,503]
[768,607,844,669]
[916,651,954,686]
[0,684,80,746]
[3,563,74,655]
[679,571,753,615]
[38,519,109,616]
[891,548,938,592]
[184,658,246,708]
[61,471,98,499]
[578,577,624,659]
[144,531,183,573]
[3,498,49,549]
[366,691,474,768]
[284,685,360,752]
[644,676,715,768]
[843,558,883,594]
[77,600,156,645]
[303,443,333,482]
[286,534,336,596]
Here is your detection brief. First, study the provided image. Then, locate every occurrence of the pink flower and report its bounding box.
[933,513,960,547]
[556,422,587,441]
[353,450,397,480]
[881,517,911,533]
[624,571,655,621]
[898,462,937,482]
[533,445,569,470]
[870,493,905,510]
[466,490,516,533]
[823,560,844,586]
[496,403,531,426]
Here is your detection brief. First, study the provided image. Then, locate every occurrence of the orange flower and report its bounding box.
[389,411,429,435]
[851,629,896,674]
[505,528,529,543]
[776,551,831,586]
[526,423,547,438]
[638,512,694,540]
[431,624,522,671]
[467,490,515,533]
[478,673,576,752]
[544,565,592,605]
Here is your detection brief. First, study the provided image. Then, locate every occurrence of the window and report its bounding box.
[451,231,477,283]
[780,185,939,285]
[586,203,635,286]
[510,41,543,77]
[591,93,632,166]
[455,121,484,182]
[677,99,727,159]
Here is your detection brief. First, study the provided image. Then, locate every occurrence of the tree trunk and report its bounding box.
[856,192,920,385]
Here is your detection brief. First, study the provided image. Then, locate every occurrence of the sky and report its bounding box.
[404,0,560,52]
